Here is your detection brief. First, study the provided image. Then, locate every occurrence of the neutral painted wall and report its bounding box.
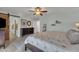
[40,14,79,32]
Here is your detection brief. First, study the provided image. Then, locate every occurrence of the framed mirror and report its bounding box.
[27,21,31,26]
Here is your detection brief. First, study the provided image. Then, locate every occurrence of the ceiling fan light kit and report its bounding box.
[29,7,47,16]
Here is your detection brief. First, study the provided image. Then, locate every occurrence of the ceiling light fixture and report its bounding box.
[29,7,47,16]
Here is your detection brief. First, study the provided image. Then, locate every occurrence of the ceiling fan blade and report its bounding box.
[40,13,43,16]
[33,13,36,15]
[33,13,43,16]
[41,11,48,13]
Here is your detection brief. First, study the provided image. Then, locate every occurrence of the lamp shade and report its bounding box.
[75,22,79,29]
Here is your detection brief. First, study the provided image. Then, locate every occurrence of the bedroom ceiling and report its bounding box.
[0,7,79,20]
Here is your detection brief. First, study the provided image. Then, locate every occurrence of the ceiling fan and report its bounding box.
[29,7,47,16]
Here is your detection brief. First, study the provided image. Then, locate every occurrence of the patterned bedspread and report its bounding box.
[24,31,79,52]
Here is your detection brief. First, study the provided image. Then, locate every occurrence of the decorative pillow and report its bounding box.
[66,29,79,44]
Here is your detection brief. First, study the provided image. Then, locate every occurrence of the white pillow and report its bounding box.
[66,29,79,44]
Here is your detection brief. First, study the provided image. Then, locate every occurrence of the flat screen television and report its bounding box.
[0,18,6,28]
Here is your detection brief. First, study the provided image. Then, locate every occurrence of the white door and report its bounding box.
[33,20,40,33]
[15,17,21,37]
[9,16,21,41]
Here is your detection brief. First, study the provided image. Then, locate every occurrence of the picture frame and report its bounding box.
[21,19,27,27]
[27,21,31,26]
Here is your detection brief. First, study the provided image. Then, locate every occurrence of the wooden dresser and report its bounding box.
[21,27,34,36]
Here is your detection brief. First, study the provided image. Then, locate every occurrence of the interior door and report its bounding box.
[15,17,21,37]
[33,20,40,33]
[10,16,21,41]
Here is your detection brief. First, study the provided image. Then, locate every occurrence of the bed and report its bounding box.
[24,31,79,52]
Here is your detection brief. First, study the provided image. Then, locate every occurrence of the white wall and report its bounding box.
[7,8,79,33]
[40,15,79,32]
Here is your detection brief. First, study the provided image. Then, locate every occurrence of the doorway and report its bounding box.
[9,16,21,41]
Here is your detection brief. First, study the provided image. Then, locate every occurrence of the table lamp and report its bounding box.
[75,22,79,29]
